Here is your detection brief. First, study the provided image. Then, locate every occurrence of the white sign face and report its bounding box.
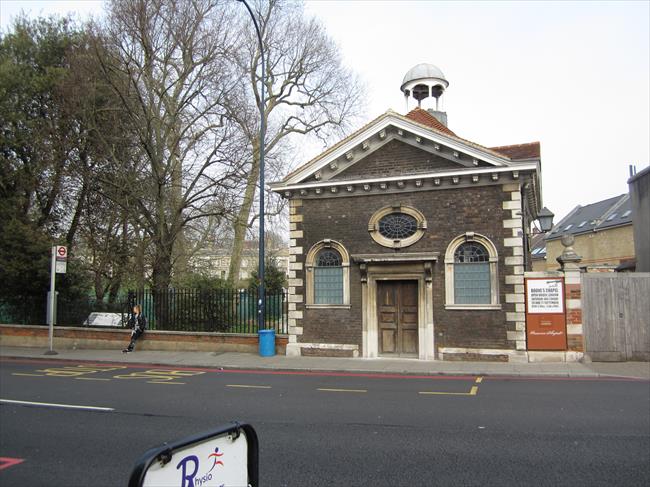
[84,312,122,327]
[56,245,67,259]
[54,246,67,273]
[526,278,564,314]
[142,431,249,487]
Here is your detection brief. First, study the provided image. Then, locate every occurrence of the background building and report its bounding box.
[529,232,548,271]
[534,194,634,272]
[628,165,650,272]
[190,242,290,284]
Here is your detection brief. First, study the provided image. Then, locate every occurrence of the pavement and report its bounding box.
[1,345,649,379]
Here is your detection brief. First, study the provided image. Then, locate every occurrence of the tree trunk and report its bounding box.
[65,184,87,247]
[152,239,173,328]
[169,118,188,283]
[65,151,90,247]
[135,236,147,292]
[107,277,121,304]
[152,241,173,291]
[94,271,106,301]
[108,215,129,304]
[228,151,259,287]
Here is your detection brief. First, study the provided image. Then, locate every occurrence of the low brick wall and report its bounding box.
[0,324,287,354]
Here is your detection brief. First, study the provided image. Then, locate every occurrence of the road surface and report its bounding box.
[1,357,649,486]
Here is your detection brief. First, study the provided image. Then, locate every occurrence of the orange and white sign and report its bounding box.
[525,277,567,351]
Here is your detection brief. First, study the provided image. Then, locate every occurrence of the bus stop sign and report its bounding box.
[55,245,67,274]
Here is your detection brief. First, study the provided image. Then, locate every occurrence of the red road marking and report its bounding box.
[0,457,25,471]
[1,357,647,382]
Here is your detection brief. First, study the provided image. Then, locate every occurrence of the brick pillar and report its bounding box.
[286,199,304,356]
[557,234,584,357]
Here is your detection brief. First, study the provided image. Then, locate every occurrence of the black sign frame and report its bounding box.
[128,422,259,487]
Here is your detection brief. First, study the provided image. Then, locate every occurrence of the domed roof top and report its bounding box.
[401,63,448,91]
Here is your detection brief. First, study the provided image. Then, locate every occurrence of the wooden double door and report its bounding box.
[377,280,419,356]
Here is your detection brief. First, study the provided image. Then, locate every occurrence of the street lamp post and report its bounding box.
[237,0,266,334]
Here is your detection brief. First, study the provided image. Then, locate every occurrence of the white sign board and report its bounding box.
[526,278,564,314]
[55,245,67,258]
[84,312,123,327]
[143,434,248,487]
[55,245,67,274]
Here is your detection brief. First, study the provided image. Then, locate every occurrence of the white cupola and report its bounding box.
[400,63,449,126]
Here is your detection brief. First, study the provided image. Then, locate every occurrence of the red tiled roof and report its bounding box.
[490,142,540,160]
[405,108,456,136]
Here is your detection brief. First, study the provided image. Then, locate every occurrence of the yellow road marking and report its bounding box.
[36,365,127,377]
[75,377,111,381]
[147,381,185,385]
[114,370,204,382]
[475,377,483,383]
[317,388,367,393]
[419,386,479,396]
[226,384,272,389]
[12,373,45,377]
[419,391,472,396]
[146,369,205,377]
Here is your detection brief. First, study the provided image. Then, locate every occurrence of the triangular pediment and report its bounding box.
[310,139,490,183]
[276,111,518,187]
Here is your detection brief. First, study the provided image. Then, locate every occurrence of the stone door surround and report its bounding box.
[353,253,438,360]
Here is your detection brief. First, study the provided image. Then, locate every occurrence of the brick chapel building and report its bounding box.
[271,63,543,361]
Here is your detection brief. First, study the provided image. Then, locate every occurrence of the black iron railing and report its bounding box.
[126,288,288,334]
[0,295,126,327]
[1,288,288,334]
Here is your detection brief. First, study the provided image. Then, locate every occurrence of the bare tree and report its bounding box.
[226,0,363,285]
[93,0,243,294]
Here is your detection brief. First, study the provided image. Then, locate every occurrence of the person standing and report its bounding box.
[123,305,146,353]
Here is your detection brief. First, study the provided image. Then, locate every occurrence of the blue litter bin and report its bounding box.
[258,329,276,357]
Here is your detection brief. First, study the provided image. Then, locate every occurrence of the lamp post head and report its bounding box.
[537,207,554,233]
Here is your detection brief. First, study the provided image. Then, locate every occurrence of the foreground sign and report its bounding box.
[129,423,258,487]
[525,277,567,351]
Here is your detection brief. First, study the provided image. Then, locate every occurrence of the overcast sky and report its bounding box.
[1,0,648,220]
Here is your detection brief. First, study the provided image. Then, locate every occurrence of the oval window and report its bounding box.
[369,206,426,248]
[378,212,418,240]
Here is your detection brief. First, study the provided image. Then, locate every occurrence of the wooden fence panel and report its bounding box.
[583,273,650,361]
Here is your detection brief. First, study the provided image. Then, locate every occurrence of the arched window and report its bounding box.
[314,249,344,304]
[445,233,500,309]
[306,240,350,307]
[453,242,491,304]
